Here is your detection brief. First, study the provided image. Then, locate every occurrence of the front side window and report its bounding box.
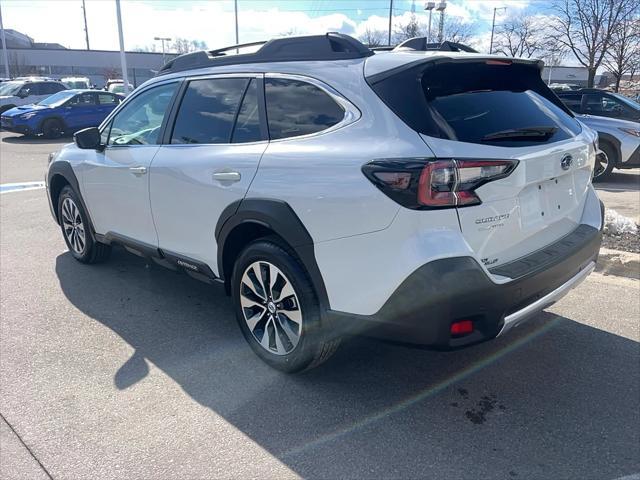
[19,84,39,97]
[108,82,178,146]
[265,78,345,140]
[41,82,65,95]
[70,92,96,106]
[171,77,248,144]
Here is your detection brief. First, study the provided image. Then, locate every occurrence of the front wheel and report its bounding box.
[593,143,616,182]
[231,239,340,372]
[42,118,64,139]
[58,185,111,263]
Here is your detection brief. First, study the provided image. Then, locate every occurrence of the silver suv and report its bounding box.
[46,34,603,372]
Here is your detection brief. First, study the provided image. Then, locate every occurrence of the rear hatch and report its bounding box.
[367,56,596,268]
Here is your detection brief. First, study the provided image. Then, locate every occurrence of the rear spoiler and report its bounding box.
[366,55,544,85]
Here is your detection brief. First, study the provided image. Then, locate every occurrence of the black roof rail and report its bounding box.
[157,33,373,76]
[393,37,478,53]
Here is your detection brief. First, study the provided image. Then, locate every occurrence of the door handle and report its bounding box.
[212,171,241,183]
[129,166,148,176]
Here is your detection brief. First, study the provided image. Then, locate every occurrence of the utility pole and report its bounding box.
[234,0,239,45]
[425,2,435,43]
[115,0,130,94]
[489,7,506,54]
[154,36,171,64]
[387,0,393,46]
[81,0,90,50]
[0,2,9,79]
[436,1,446,43]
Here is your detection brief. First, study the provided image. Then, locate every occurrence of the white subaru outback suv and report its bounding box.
[46,34,604,372]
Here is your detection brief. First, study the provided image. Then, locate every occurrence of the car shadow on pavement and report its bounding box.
[55,248,640,479]
[1,134,71,145]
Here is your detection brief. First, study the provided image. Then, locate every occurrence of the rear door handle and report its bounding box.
[129,166,148,176]
[212,171,241,183]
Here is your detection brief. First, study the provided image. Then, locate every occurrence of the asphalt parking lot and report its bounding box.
[1,131,639,480]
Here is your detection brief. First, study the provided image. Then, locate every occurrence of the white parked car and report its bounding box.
[62,77,91,90]
[0,79,67,114]
[46,34,604,372]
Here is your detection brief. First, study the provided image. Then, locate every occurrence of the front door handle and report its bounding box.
[129,166,148,176]
[212,171,241,183]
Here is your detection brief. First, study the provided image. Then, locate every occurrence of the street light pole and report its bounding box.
[82,0,90,50]
[425,2,435,43]
[489,7,507,54]
[387,0,393,46]
[115,0,130,94]
[436,1,446,43]
[154,36,171,64]
[0,2,9,79]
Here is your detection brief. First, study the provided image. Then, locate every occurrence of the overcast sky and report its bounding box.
[1,0,542,53]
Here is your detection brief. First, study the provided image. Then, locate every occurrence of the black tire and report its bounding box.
[231,238,340,372]
[58,185,111,264]
[594,142,616,182]
[42,118,64,139]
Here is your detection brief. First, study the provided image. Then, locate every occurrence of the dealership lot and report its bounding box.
[1,132,639,479]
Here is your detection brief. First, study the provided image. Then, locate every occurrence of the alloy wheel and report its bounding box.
[240,261,302,355]
[61,197,86,254]
[594,151,609,180]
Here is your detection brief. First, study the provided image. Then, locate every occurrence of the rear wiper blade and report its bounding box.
[482,126,558,141]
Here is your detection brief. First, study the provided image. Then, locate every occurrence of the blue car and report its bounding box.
[0,89,122,138]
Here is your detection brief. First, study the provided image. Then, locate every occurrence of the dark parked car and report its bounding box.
[556,88,640,123]
[1,90,122,138]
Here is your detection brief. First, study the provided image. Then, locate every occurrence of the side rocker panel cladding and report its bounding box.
[215,198,330,310]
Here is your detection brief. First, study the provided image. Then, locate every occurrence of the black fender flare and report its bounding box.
[597,131,622,166]
[47,161,96,235]
[215,198,330,311]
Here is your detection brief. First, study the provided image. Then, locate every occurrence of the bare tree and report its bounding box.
[493,15,542,58]
[171,38,208,54]
[552,0,637,87]
[393,13,422,43]
[359,27,386,47]
[603,18,640,92]
[442,16,475,44]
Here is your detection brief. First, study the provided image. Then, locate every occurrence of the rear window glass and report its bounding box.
[171,78,248,144]
[371,62,581,147]
[265,78,344,140]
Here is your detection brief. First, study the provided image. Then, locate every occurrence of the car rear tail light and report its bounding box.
[362,158,518,209]
[450,319,474,337]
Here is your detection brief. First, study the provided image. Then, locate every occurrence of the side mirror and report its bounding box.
[74,127,102,150]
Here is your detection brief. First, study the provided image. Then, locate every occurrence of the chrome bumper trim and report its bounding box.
[498,261,596,336]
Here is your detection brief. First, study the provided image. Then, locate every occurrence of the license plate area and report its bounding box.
[519,174,577,228]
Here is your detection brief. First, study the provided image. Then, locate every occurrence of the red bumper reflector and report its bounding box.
[451,320,474,336]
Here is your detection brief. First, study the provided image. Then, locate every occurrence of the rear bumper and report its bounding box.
[327,222,602,348]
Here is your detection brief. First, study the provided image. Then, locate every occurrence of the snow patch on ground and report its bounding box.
[604,209,639,236]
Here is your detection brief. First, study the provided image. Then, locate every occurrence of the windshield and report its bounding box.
[109,84,124,94]
[610,93,640,110]
[38,91,76,107]
[0,81,24,96]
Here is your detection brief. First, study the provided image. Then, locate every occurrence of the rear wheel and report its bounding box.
[594,142,616,182]
[58,185,111,263]
[42,118,64,139]
[231,239,340,372]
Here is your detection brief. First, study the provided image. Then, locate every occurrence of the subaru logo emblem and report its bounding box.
[560,154,573,171]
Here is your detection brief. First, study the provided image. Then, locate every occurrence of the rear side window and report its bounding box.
[265,78,344,140]
[557,93,582,112]
[98,93,119,105]
[171,78,248,144]
[370,62,581,147]
[42,82,65,95]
